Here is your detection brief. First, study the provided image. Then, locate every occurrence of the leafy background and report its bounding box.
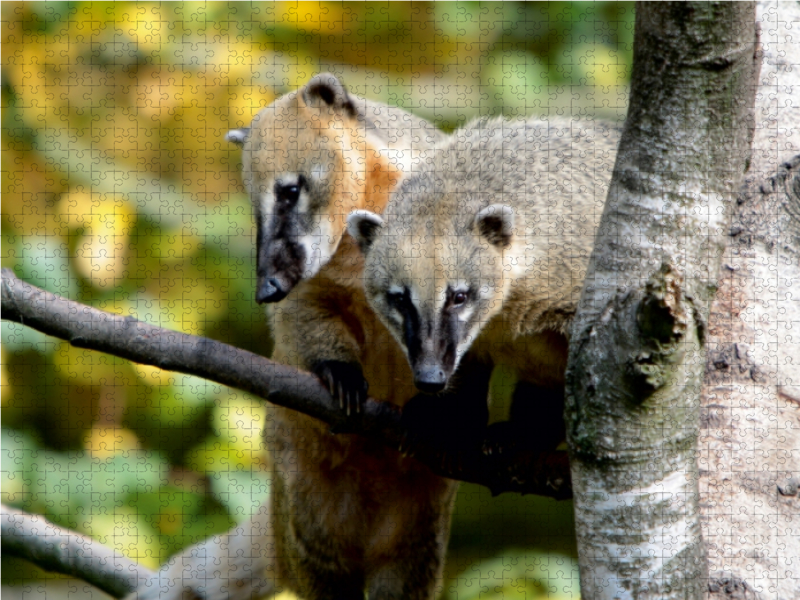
[1,2,633,599]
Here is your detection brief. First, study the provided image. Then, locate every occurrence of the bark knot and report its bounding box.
[636,263,687,344]
[627,264,689,395]
[707,572,760,600]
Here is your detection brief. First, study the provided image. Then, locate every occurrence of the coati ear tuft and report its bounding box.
[302,73,357,119]
[225,128,249,147]
[474,204,515,248]
[347,210,385,254]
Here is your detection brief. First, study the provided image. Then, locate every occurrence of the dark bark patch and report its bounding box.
[777,477,799,497]
[707,573,760,600]
[637,263,687,344]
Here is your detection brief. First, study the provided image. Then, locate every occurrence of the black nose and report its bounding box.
[256,278,288,304]
[414,365,447,394]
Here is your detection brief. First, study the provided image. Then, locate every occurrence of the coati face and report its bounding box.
[348,199,518,393]
[227,74,363,303]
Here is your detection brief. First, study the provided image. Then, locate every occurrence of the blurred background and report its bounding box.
[1,2,632,598]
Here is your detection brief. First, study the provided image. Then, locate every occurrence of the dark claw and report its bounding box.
[312,360,368,421]
[440,453,449,473]
[439,448,465,475]
[398,432,414,458]
[483,422,517,456]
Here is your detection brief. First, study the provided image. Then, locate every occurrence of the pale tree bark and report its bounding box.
[701,2,800,599]
[565,3,760,599]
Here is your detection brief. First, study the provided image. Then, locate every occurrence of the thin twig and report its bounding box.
[1,504,154,598]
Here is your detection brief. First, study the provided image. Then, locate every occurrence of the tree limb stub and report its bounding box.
[569,263,702,460]
[0,268,571,499]
[1,504,155,598]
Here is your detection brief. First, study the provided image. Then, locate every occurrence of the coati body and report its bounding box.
[131,75,457,600]
[348,116,620,452]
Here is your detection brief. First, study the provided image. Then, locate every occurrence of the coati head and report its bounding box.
[347,177,522,393]
[227,73,390,303]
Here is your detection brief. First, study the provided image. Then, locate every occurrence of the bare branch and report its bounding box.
[1,504,154,598]
[0,268,571,498]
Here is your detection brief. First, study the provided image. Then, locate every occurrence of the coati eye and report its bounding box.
[386,286,407,310]
[448,288,470,309]
[275,175,306,208]
[452,291,468,307]
[279,186,299,205]
[387,291,404,307]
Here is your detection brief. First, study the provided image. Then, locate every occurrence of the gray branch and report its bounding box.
[0,268,571,499]
[1,504,155,598]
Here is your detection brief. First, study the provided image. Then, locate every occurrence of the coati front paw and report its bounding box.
[482,421,520,456]
[313,360,369,417]
[399,394,485,464]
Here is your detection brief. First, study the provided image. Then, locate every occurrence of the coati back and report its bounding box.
[349,116,620,452]
[129,75,457,600]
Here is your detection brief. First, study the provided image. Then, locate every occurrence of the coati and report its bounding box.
[129,75,458,600]
[348,116,620,454]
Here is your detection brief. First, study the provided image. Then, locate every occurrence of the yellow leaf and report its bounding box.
[82,509,163,570]
[52,340,124,384]
[213,396,266,450]
[133,363,177,388]
[84,426,141,460]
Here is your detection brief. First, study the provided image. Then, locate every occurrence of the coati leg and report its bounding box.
[483,382,566,455]
[366,496,455,600]
[298,568,365,600]
[287,527,366,600]
[367,558,441,600]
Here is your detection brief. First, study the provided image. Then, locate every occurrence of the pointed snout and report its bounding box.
[255,225,304,304]
[256,277,288,304]
[413,364,447,394]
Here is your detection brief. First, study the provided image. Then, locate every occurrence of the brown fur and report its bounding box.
[129,75,456,600]
[257,79,457,599]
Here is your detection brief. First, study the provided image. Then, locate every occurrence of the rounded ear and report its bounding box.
[474,204,515,248]
[302,73,357,119]
[347,210,385,254]
[225,128,249,147]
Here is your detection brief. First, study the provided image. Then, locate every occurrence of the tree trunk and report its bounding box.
[702,2,800,599]
[565,3,759,598]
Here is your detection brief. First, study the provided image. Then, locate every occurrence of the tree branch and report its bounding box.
[0,268,571,499]
[1,504,154,598]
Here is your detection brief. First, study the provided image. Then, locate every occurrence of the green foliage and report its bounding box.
[450,551,579,599]
[2,1,633,593]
